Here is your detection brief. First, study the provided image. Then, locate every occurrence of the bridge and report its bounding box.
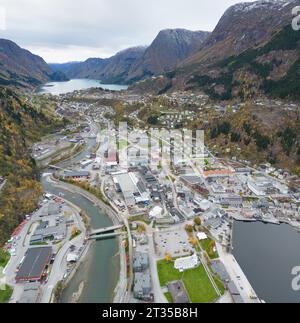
[88,232,125,241]
[49,165,72,171]
[89,224,124,237]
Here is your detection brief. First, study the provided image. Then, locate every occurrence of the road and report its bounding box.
[216,243,259,303]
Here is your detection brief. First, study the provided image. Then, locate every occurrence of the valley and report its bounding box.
[0,0,300,306]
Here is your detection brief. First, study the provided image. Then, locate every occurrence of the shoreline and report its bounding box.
[45,174,125,303]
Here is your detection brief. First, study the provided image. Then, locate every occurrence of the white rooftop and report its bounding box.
[174,254,199,272]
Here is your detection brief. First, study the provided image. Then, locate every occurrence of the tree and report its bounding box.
[71,226,79,237]
[208,240,216,255]
[164,254,172,262]
[189,237,198,247]
[194,217,202,226]
[185,224,193,233]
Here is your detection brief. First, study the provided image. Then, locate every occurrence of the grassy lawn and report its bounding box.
[69,230,82,241]
[0,286,13,303]
[200,239,219,259]
[164,292,173,303]
[157,260,218,303]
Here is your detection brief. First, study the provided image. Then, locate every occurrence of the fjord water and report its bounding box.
[39,79,128,95]
[233,221,300,303]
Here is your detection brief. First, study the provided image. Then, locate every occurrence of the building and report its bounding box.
[203,169,234,179]
[194,198,211,211]
[149,206,163,220]
[197,232,208,241]
[105,150,118,167]
[227,280,244,303]
[167,281,189,303]
[174,254,199,272]
[133,252,149,272]
[133,272,151,300]
[30,221,67,244]
[16,247,52,282]
[62,170,90,180]
[218,195,243,208]
[114,172,150,207]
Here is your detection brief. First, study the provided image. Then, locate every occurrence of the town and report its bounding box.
[1,87,300,304]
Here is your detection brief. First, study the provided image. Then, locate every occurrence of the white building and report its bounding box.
[149,206,163,220]
[174,254,199,272]
[197,232,208,241]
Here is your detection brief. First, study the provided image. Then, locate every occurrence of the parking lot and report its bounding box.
[154,227,194,258]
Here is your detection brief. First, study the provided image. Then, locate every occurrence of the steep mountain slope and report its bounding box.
[50,47,146,84]
[183,0,298,67]
[186,24,300,100]
[131,0,300,99]
[52,29,210,84]
[126,29,210,82]
[0,87,65,245]
[0,39,52,88]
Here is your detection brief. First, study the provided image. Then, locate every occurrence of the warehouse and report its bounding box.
[16,247,52,282]
[113,172,150,207]
[62,170,90,180]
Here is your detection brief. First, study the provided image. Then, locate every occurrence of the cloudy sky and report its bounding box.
[0,0,255,63]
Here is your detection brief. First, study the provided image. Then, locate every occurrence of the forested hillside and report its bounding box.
[0,87,65,245]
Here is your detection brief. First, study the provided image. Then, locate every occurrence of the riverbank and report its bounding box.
[44,174,127,303]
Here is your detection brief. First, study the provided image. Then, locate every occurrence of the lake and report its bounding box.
[233,221,300,303]
[38,79,128,95]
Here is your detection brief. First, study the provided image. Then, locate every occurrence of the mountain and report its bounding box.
[183,0,298,66]
[131,0,300,99]
[50,47,146,84]
[52,29,210,84]
[126,29,211,82]
[0,39,52,88]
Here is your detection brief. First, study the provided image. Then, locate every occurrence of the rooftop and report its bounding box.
[16,247,52,282]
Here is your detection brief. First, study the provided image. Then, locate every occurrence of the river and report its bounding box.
[41,136,119,303]
[38,79,128,95]
[233,221,300,303]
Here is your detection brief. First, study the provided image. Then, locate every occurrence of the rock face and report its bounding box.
[0,39,51,88]
[132,0,300,100]
[51,29,210,84]
[126,29,211,82]
[183,0,298,67]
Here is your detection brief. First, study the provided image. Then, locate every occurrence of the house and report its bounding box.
[167,281,189,303]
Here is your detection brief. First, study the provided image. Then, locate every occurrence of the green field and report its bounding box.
[157,260,218,303]
[0,286,13,303]
[200,239,219,259]
[164,292,174,303]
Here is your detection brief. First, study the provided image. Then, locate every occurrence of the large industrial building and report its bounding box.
[16,247,52,282]
[113,172,150,207]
